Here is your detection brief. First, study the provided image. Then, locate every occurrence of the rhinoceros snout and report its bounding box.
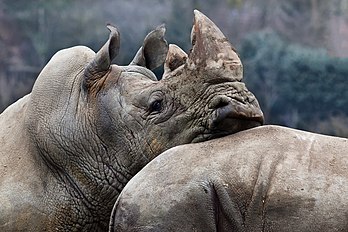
[215,100,263,124]
[210,95,264,134]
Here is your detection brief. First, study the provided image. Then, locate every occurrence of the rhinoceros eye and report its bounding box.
[149,99,163,113]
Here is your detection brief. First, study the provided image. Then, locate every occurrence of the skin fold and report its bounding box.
[0,11,263,231]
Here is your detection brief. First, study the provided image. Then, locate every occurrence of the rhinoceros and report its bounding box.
[0,10,263,231]
[111,125,348,232]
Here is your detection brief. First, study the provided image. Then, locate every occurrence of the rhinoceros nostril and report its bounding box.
[213,104,233,125]
[209,96,230,109]
[214,100,229,109]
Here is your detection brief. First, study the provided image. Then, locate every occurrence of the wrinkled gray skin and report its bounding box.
[111,125,348,232]
[0,11,263,232]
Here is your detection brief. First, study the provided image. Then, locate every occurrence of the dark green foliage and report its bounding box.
[240,30,348,135]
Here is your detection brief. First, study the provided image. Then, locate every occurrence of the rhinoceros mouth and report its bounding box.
[191,118,262,143]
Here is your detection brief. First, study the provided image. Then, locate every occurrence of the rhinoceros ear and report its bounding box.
[187,10,243,81]
[130,25,168,71]
[162,44,188,79]
[83,24,120,90]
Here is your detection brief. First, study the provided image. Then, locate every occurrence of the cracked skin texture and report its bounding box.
[111,125,348,232]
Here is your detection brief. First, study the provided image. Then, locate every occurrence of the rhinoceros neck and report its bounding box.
[26,111,136,230]
[31,119,133,231]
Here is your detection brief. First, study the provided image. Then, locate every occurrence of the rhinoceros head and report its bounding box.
[77,12,263,170]
[84,12,263,168]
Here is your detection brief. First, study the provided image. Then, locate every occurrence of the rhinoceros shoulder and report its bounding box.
[0,94,54,230]
[0,94,30,168]
[0,93,44,182]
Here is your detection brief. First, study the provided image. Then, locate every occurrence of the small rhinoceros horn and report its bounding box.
[130,25,168,71]
[162,44,188,79]
[188,10,243,81]
[83,24,120,90]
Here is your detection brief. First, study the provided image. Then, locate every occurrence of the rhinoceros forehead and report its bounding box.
[120,65,157,81]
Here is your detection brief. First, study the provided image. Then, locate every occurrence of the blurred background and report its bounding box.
[1,0,348,137]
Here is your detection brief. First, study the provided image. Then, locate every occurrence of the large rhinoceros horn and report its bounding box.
[83,24,120,90]
[163,10,243,82]
[189,10,243,81]
[130,24,168,71]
